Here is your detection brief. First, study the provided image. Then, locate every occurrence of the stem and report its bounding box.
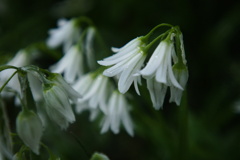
[179,90,188,160]
[0,65,18,72]
[0,71,18,93]
[143,23,173,40]
[145,31,170,51]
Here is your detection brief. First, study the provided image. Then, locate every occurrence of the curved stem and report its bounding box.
[143,23,174,41]
[0,65,18,72]
[0,71,18,93]
[145,31,170,52]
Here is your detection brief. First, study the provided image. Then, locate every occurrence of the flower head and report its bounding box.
[101,91,134,136]
[0,50,31,100]
[50,45,83,84]
[47,18,80,52]
[140,39,183,90]
[42,81,79,129]
[16,110,43,154]
[73,73,112,114]
[98,37,147,95]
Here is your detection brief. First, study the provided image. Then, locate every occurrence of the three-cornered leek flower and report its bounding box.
[0,50,31,101]
[16,110,43,155]
[140,39,183,90]
[42,74,81,129]
[140,32,188,108]
[73,73,112,114]
[101,91,134,136]
[169,33,188,105]
[47,18,80,52]
[98,37,147,95]
[50,45,83,84]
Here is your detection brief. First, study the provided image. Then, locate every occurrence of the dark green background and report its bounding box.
[1,0,240,160]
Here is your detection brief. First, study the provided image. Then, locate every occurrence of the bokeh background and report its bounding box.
[1,0,240,160]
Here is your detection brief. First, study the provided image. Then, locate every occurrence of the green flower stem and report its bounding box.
[179,90,188,160]
[144,31,171,52]
[0,71,18,93]
[143,23,173,40]
[0,65,18,72]
[74,16,94,27]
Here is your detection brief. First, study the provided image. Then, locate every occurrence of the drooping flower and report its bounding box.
[98,37,147,95]
[101,91,134,136]
[16,110,43,154]
[0,50,31,99]
[47,18,81,52]
[84,27,97,70]
[140,39,183,90]
[73,73,112,114]
[169,65,188,105]
[50,45,83,84]
[42,78,81,129]
[146,78,167,109]
[140,32,188,107]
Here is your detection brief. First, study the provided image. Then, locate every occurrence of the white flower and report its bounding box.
[0,50,30,99]
[50,45,83,84]
[16,110,43,155]
[73,73,112,114]
[98,37,146,95]
[42,82,79,129]
[101,91,134,136]
[169,65,188,105]
[47,18,80,52]
[140,40,183,90]
[85,27,96,70]
[146,78,167,109]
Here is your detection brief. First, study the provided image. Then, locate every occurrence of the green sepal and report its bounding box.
[18,70,36,110]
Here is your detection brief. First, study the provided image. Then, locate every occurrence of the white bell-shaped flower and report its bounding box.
[16,110,43,154]
[101,91,134,136]
[73,73,112,114]
[47,18,80,52]
[50,45,83,84]
[98,37,146,95]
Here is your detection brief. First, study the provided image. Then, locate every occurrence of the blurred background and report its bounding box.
[1,0,240,160]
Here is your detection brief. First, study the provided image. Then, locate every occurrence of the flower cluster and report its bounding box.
[98,25,188,109]
[47,17,135,135]
[0,64,81,154]
[0,20,189,158]
[72,70,134,135]
[47,18,97,84]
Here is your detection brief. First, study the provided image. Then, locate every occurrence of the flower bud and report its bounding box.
[16,110,43,155]
[90,152,110,160]
[43,83,75,129]
[169,64,188,105]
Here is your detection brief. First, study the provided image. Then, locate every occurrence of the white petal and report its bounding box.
[110,37,141,54]
[118,52,145,94]
[140,42,167,77]
[98,47,138,66]
[147,79,167,110]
